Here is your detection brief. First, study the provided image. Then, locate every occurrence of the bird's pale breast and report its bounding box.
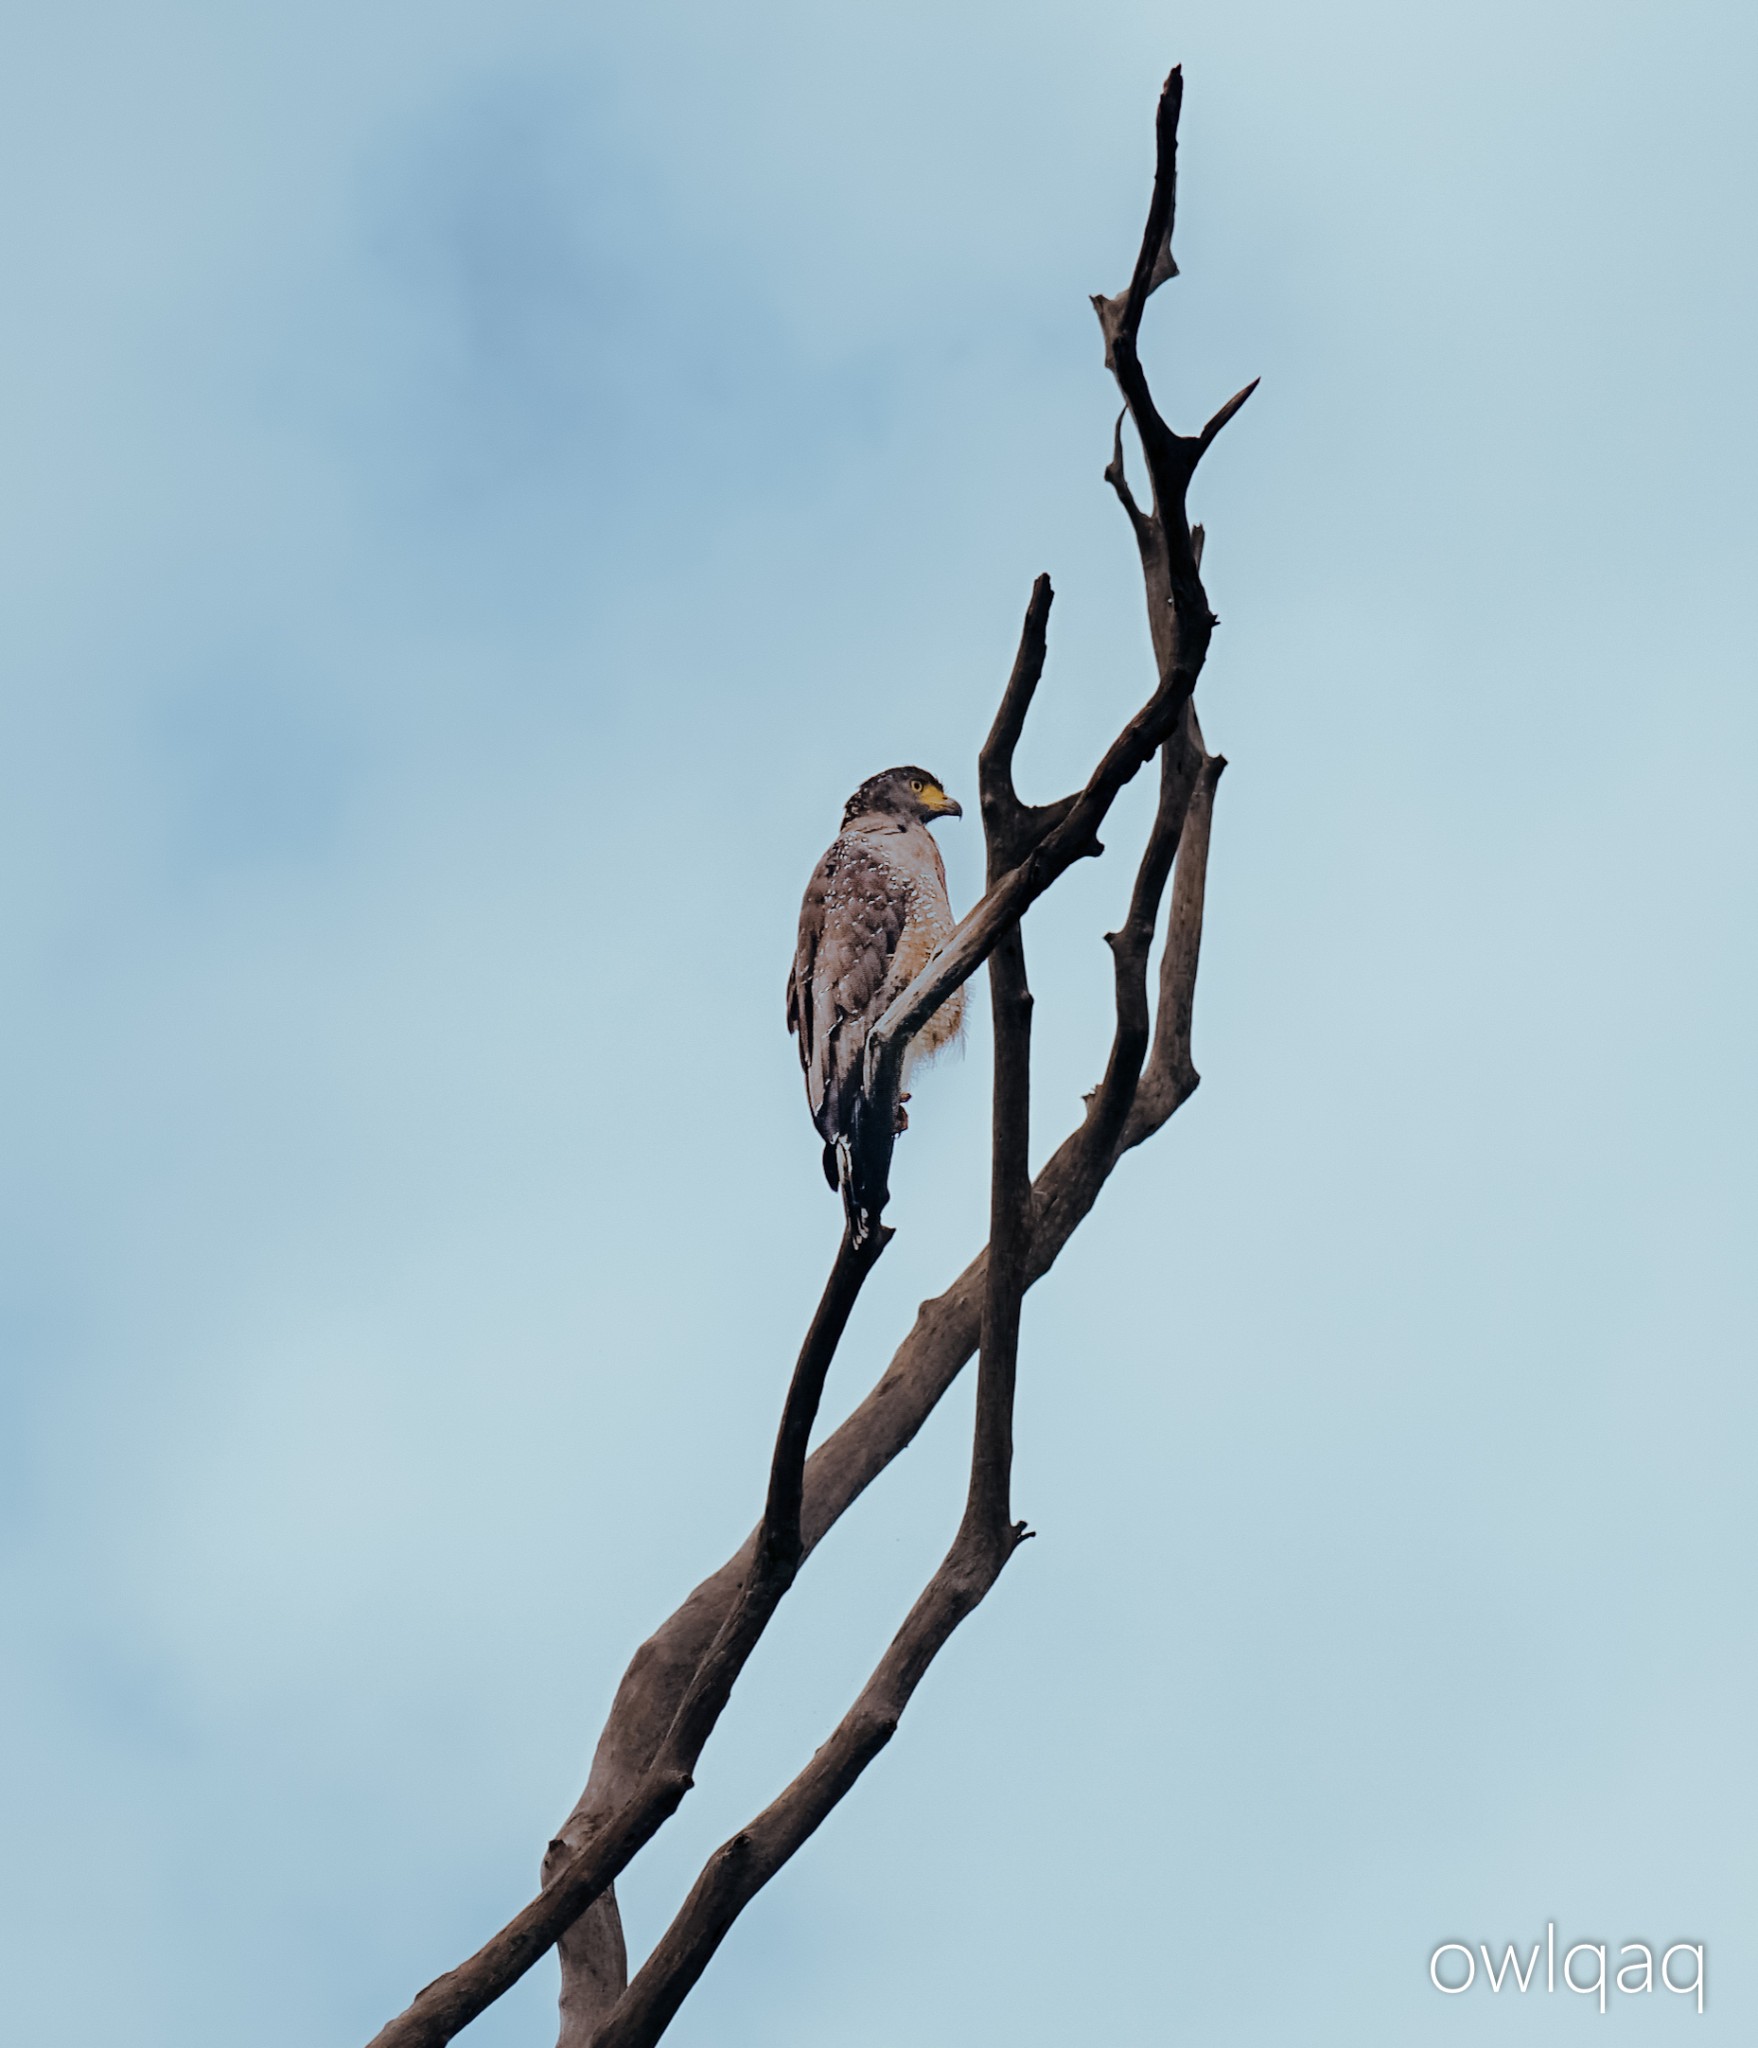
[860,824,964,1060]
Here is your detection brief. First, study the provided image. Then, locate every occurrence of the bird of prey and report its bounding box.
[787,766,965,1231]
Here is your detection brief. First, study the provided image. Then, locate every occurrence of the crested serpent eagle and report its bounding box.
[787,766,965,1233]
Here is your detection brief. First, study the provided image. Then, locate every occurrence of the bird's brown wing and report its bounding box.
[788,836,906,1144]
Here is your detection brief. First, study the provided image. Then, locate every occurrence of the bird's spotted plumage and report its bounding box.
[787,767,965,1224]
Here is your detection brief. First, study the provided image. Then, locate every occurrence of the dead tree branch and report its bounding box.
[978,572,1075,865]
[585,729,1042,2048]
[364,1224,891,2048]
[853,68,1252,1217]
[551,738,1226,2048]
[359,64,1251,2048]
[575,693,1225,2048]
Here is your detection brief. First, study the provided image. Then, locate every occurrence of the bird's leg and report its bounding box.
[893,1092,911,1134]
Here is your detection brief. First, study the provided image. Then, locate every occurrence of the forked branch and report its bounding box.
[360,65,1252,2048]
[854,68,1252,1216]
[365,1225,891,2048]
[587,758,1041,2048]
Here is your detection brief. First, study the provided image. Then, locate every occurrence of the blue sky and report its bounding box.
[3,1,1755,2043]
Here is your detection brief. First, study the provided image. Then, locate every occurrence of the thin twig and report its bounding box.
[977,574,1075,862]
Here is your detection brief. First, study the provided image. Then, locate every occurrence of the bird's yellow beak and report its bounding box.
[923,784,962,818]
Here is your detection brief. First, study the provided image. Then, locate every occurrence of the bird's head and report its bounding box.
[842,766,963,828]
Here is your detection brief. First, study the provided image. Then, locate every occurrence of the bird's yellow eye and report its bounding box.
[910,778,923,792]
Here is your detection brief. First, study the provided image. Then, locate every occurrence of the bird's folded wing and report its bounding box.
[788,837,906,1131]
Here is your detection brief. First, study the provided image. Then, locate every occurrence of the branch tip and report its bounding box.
[1198,376,1259,453]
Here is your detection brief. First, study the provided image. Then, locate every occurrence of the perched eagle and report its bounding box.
[787,766,966,1227]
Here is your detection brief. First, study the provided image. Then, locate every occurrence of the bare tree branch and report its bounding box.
[854,639,1184,1215]
[536,67,1244,2048]
[853,69,1253,1220]
[366,1771,690,2048]
[649,1222,891,1774]
[359,64,1251,2048]
[977,573,1076,861]
[1092,64,1183,375]
[365,1226,891,2048]
[1123,748,1225,1147]
[968,935,1033,1542]
[589,1498,1032,2048]
[573,663,1229,2048]
[537,764,1225,2048]
[587,807,1040,2048]
[1093,69,1255,699]
[1104,410,1154,546]
[535,697,1230,2048]
[1085,710,1200,1158]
